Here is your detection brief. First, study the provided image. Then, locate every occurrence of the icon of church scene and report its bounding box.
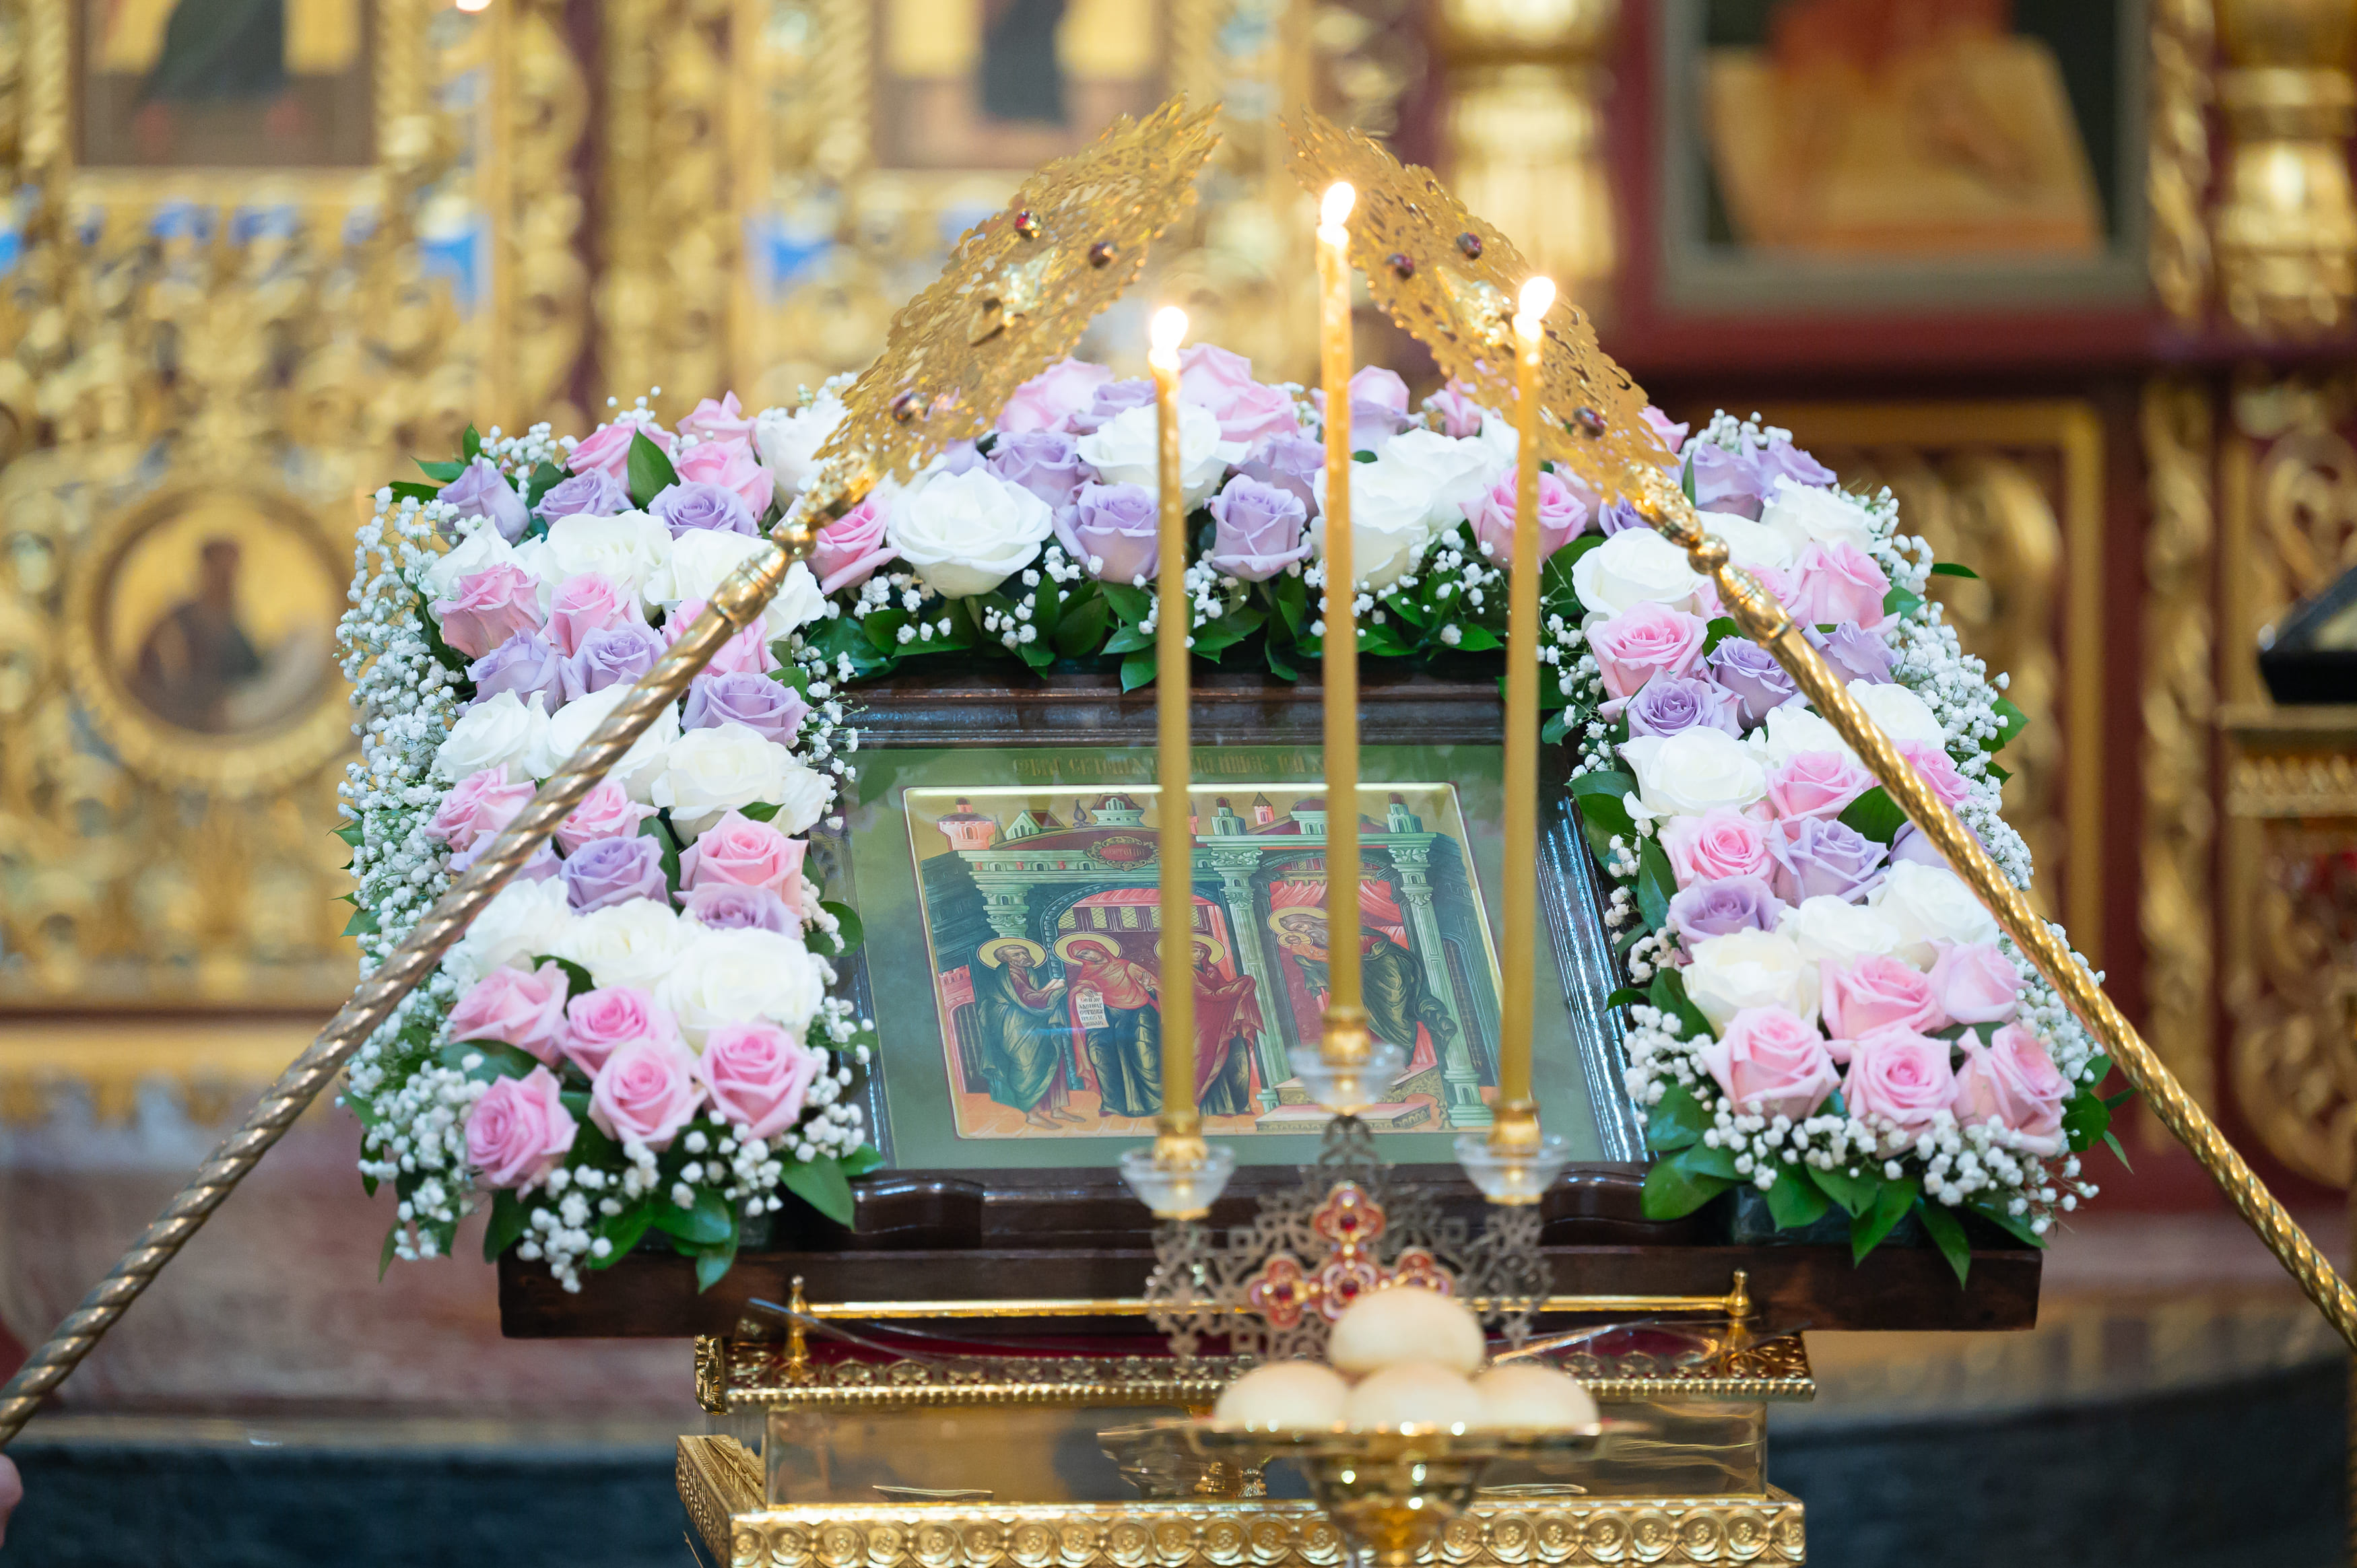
[904,784,1506,1139]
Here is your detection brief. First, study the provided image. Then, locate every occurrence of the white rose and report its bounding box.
[1761,478,1877,555]
[1748,704,1854,768]
[885,467,1054,599]
[1847,679,1946,747]
[760,755,834,837]
[1868,862,1999,967]
[445,877,573,987]
[1075,401,1233,505]
[655,928,829,1048]
[531,683,681,799]
[1571,526,1704,617]
[1779,893,1905,970]
[1376,427,1500,531]
[754,390,847,500]
[558,899,694,992]
[1618,729,1768,820]
[1683,928,1819,1028]
[1310,452,1442,590]
[1699,513,1795,574]
[434,690,552,780]
[517,510,673,610]
[650,721,812,837]
[646,533,822,640]
[420,522,522,605]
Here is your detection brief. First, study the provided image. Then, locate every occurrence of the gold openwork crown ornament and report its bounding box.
[1283,109,1667,502]
[805,96,1224,514]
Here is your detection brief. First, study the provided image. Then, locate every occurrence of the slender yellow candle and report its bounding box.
[1148,306,1199,1140]
[1494,275,1555,1153]
[1316,182,1368,1064]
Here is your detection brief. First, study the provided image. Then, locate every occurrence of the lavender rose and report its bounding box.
[1889,818,1987,873]
[559,621,666,702]
[1667,875,1787,950]
[1234,432,1324,512]
[682,881,797,933]
[1069,379,1156,436]
[562,832,672,914]
[536,467,633,522]
[1688,443,1769,518]
[1622,674,1744,738]
[468,631,564,708]
[989,430,1085,510]
[1770,818,1888,905]
[1595,498,1648,536]
[1053,481,1160,583]
[649,480,758,538]
[932,440,987,476]
[681,670,810,745]
[1809,621,1896,683]
[442,457,531,543]
[1758,436,1836,491]
[1205,476,1311,581]
[1706,636,1800,726]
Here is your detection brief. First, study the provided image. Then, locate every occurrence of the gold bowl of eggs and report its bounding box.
[1185,1286,1601,1567]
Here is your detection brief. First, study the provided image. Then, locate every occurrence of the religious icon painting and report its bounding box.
[77,0,376,168]
[821,693,1645,1173]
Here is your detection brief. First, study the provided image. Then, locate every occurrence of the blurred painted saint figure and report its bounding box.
[134,0,305,156]
[969,938,1079,1130]
[1059,934,1161,1119]
[133,537,263,734]
[1187,937,1263,1117]
[1270,909,1451,1075]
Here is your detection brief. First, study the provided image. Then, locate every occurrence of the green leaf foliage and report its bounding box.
[1884,585,1925,619]
[653,1185,734,1247]
[1701,617,1741,654]
[533,954,597,998]
[1647,967,1713,1043]
[781,1155,856,1227]
[387,480,440,505]
[525,461,566,509]
[438,1038,539,1083]
[1806,1159,1883,1219]
[416,458,465,483]
[841,1144,886,1178]
[1987,695,2029,753]
[1764,1164,1830,1229]
[1927,561,1979,580]
[1120,649,1156,691]
[1964,1195,2047,1250]
[1645,1081,1708,1153]
[818,899,865,959]
[638,815,683,893]
[626,431,679,508]
[1916,1198,1973,1287]
[379,1222,401,1281]
[1640,1146,1735,1220]
[461,425,484,462]
[341,906,381,936]
[591,1200,657,1268]
[694,1228,740,1293]
[482,1190,529,1263]
[2061,1087,2111,1154]
[1837,786,1907,846]
[1851,1177,1919,1263]
[1635,839,1677,930]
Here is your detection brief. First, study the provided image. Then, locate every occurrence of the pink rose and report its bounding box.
[427,766,537,852]
[1468,469,1590,568]
[1895,742,1972,808]
[1929,941,2024,1025]
[1696,563,1800,623]
[697,1020,828,1138]
[677,392,755,448]
[589,1036,705,1149]
[674,438,776,516]
[1642,406,1690,463]
[1766,751,1875,822]
[1954,1023,2069,1153]
[1840,1024,1958,1136]
[556,778,659,854]
[563,984,684,1077]
[1350,365,1410,418]
[446,961,572,1064]
[1697,1005,1840,1120]
[432,564,544,660]
[548,572,637,657]
[1820,953,1946,1048]
[1791,541,1890,628]
[570,417,672,481]
[662,597,776,676]
[810,496,898,593]
[1177,343,1301,446]
[680,809,809,904]
[465,1066,578,1190]
[1429,380,1486,440]
[1659,808,1774,889]
[997,357,1115,434]
[1590,603,1709,701]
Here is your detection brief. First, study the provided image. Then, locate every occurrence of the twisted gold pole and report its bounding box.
[1633,470,2357,1353]
[0,510,831,1448]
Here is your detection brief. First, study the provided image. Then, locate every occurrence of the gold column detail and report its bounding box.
[508,0,594,434]
[2142,377,2221,1118]
[1438,0,1620,310]
[2211,0,2357,336]
[2150,0,2218,322]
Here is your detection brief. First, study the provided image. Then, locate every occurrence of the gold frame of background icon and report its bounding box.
[1751,401,2107,969]
[601,0,1350,418]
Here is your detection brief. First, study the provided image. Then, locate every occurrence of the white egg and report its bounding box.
[1470,1363,1600,1431]
[1211,1361,1352,1430]
[1342,1361,1488,1430]
[1328,1284,1487,1376]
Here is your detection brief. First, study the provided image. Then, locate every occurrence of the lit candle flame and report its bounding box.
[1514,275,1555,337]
[1319,182,1356,232]
[1149,306,1189,370]
[457,0,491,13]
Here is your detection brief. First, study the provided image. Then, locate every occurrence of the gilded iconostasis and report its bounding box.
[0,0,2354,1219]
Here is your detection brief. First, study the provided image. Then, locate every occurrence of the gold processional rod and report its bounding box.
[0,99,1226,1450]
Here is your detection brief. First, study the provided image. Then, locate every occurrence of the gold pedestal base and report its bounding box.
[677,1436,1807,1567]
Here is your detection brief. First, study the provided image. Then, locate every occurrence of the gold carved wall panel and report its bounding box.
[1762,402,2105,969]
